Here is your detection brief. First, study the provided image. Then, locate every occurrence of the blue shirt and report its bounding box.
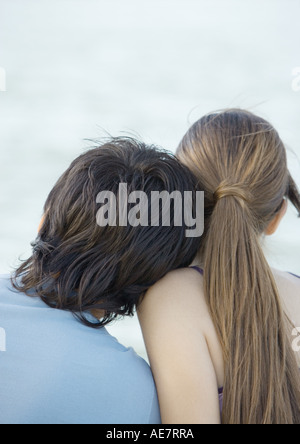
[0,275,161,424]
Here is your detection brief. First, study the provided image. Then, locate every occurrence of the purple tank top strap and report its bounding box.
[289,272,300,279]
[191,266,204,275]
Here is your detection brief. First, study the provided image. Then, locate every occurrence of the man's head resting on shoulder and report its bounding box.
[12,137,202,327]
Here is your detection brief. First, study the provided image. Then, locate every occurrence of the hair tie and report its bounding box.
[214,183,250,205]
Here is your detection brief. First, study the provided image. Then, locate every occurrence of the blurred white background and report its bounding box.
[0,0,299,359]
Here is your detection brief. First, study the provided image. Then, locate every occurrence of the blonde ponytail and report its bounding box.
[177,109,300,424]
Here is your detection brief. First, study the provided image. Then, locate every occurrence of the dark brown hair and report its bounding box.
[177,109,300,424]
[13,137,202,327]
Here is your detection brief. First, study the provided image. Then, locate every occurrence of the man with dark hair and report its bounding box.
[0,138,202,424]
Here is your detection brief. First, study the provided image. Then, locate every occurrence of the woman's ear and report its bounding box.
[265,199,288,236]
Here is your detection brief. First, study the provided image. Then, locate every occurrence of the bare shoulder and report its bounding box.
[272,268,300,294]
[138,267,222,423]
[138,267,211,329]
[272,268,300,323]
[144,267,204,293]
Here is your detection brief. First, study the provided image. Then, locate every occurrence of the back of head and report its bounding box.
[13,137,202,327]
[177,109,300,424]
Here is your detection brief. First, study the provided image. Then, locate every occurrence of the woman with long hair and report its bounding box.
[138,109,300,424]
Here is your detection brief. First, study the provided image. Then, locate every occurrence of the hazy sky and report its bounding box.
[0,0,299,273]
